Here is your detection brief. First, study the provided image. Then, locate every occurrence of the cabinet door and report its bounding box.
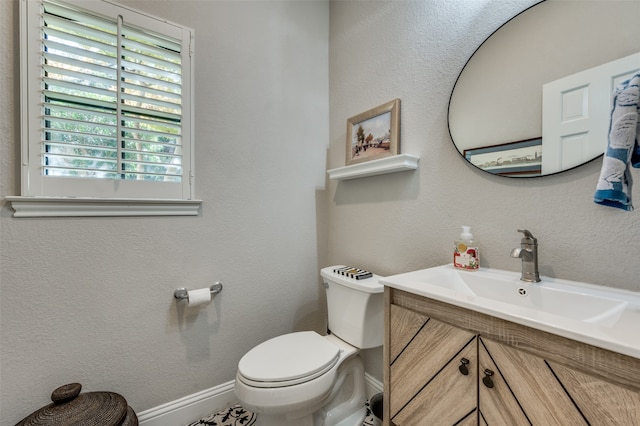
[549,361,640,425]
[478,339,529,425]
[480,337,588,425]
[389,305,477,426]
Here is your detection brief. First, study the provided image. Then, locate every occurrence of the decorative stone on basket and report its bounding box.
[16,383,138,425]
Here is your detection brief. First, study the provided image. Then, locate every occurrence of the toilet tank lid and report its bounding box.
[321,266,384,294]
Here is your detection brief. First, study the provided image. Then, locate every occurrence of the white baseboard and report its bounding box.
[364,372,383,399]
[137,380,237,426]
[137,373,383,426]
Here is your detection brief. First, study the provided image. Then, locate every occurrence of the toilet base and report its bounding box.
[314,355,367,426]
[254,413,314,426]
[242,355,367,426]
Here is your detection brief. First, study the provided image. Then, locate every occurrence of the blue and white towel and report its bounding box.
[594,72,640,211]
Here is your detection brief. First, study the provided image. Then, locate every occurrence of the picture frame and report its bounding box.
[346,99,400,166]
[463,138,542,176]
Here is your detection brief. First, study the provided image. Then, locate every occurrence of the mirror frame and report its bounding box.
[447,0,633,179]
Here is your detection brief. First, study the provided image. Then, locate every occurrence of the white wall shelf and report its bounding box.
[327,154,419,181]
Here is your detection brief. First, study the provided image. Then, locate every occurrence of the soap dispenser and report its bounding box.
[453,226,479,270]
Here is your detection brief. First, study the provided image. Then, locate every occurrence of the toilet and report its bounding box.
[234,265,384,426]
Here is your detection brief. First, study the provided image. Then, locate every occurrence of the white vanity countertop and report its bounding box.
[380,264,640,360]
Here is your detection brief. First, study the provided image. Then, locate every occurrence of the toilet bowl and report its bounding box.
[234,266,384,426]
[235,332,364,426]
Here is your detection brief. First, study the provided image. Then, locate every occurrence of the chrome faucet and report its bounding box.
[510,229,541,282]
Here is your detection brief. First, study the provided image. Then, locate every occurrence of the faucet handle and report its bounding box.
[517,229,537,243]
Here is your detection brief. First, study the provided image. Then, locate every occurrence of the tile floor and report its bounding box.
[186,401,379,426]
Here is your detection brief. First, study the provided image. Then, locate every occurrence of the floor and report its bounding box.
[186,401,379,426]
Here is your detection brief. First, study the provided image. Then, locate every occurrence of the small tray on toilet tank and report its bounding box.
[332,266,373,280]
[321,266,384,293]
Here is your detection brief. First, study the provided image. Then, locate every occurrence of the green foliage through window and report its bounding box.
[42,0,183,182]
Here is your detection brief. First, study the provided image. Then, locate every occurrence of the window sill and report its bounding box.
[5,197,202,217]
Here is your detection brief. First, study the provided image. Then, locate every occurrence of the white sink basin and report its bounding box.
[381,264,640,359]
[406,266,627,324]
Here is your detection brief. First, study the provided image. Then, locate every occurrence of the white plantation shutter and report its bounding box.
[118,23,184,182]
[22,0,193,200]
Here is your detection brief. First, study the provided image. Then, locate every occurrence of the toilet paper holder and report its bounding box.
[174,282,223,301]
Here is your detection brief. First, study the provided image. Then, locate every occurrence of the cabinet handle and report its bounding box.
[458,358,470,375]
[482,369,495,388]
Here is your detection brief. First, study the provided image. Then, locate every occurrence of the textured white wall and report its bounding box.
[3,0,640,422]
[328,0,640,380]
[0,1,329,424]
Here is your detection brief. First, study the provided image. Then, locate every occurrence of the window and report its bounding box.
[18,0,196,211]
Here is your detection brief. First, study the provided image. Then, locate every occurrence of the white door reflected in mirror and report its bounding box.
[542,52,640,175]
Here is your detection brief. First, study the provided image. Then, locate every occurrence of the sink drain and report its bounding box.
[517,287,528,296]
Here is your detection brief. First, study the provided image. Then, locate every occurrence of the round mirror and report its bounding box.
[448,0,640,177]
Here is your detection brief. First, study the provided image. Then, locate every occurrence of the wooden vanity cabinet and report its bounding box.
[383,288,640,426]
[387,304,477,425]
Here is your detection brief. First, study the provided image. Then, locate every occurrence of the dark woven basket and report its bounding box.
[16,383,138,426]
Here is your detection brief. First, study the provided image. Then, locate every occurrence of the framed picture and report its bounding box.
[463,138,542,176]
[346,99,400,166]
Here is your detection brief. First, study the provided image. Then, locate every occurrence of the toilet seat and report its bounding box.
[237,331,340,388]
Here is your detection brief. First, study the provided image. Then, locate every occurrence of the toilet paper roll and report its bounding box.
[187,288,211,307]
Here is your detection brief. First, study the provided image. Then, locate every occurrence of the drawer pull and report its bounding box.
[458,358,470,375]
[483,369,495,388]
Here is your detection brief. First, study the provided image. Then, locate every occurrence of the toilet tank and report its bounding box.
[320,266,384,349]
